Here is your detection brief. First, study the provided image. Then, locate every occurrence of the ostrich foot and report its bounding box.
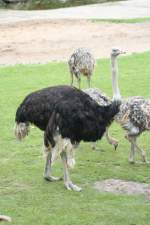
[91,142,97,150]
[105,133,119,150]
[128,158,150,164]
[128,158,135,164]
[134,159,150,164]
[64,181,82,192]
[124,134,129,140]
[140,154,149,163]
[111,139,119,150]
[134,161,150,164]
[91,142,103,151]
[44,175,62,182]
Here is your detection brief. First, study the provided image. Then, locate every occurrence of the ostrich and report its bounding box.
[68,48,95,89]
[84,49,150,164]
[109,49,149,163]
[0,215,11,222]
[14,49,121,191]
[115,96,150,163]
[84,48,125,150]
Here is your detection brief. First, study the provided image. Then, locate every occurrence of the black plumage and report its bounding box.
[15,85,120,191]
[15,85,120,146]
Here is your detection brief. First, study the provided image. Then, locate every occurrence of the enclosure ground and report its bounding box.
[0,19,150,65]
[94,179,150,198]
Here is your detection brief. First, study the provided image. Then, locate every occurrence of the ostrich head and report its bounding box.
[111,48,126,57]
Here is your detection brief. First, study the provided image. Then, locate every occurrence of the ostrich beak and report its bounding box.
[120,50,126,55]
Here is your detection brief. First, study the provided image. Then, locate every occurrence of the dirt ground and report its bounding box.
[0,19,150,65]
[94,179,150,198]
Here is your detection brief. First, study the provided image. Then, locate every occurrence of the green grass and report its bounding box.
[1,52,150,225]
[91,17,150,23]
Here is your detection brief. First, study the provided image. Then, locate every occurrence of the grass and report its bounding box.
[1,52,150,225]
[91,17,150,23]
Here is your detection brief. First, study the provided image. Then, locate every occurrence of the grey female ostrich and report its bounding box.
[84,48,125,150]
[14,57,121,191]
[115,96,150,163]
[84,49,149,164]
[68,48,95,89]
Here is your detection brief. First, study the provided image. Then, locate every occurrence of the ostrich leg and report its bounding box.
[127,136,136,163]
[126,135,148,163]
[105,127,118,150]
[91,142,97,150]
[70,71,74,86]
[60,150,82,191]
[87,74,91,88]
[74,72,81,89]
[133,137,148,163]
[43,145,62,181]
[77,76,81,89]
[91,128,118,150]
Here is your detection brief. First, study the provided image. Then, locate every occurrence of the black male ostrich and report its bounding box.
[15,59,121,191]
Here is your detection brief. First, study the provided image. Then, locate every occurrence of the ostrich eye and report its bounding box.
[112,49,120,55]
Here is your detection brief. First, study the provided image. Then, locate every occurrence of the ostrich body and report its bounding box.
[15,85,120,191]
[68,48,95,89]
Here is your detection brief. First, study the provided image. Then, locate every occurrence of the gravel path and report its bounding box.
[0,0,150,24]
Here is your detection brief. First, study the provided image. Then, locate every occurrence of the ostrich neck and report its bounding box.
[111,55,121,101]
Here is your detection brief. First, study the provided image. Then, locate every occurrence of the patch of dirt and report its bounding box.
[94,179,150,197]
[0,19,150,65]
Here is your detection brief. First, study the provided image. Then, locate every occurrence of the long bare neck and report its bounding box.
[111,55,121,101]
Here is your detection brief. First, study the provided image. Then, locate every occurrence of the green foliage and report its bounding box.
[1,52,150,224]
